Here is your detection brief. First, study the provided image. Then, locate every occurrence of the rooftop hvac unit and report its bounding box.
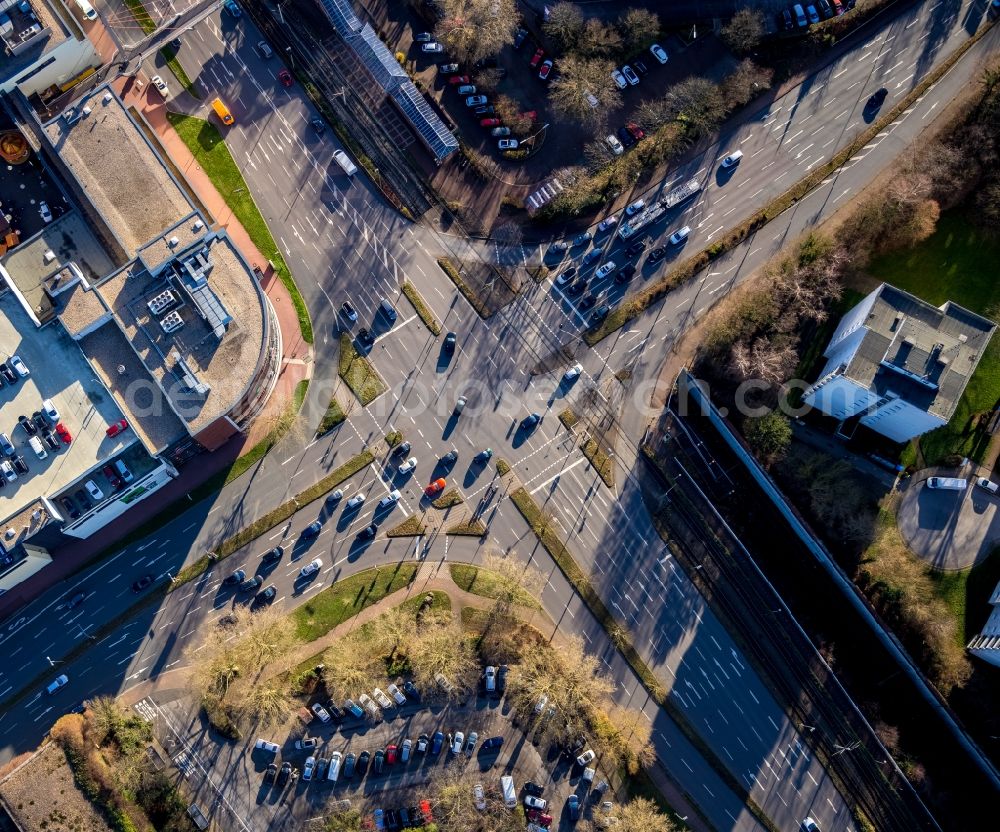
[160,310,184,333]
[168,236,179,248]
[102,92,113,105]
[62,107,82,125]
[82,106,92,117]
[147,290,176,315]
[43,250,55,263]
[192,220,204,231]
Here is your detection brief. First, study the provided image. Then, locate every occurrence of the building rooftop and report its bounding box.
[0,497,52,553]
[845,284,996,422]
[90,233,265,442]
[0,0,67,81]
[42,88,193,258]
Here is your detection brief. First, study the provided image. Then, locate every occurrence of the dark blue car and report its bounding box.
[431,731,445,754]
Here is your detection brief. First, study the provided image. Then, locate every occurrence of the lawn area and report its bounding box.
[123,0,155,34]
[318,397,346,435]
[867,211,1000,465]
[160,45,199,99]
[165,112,313,344]
[929,545,1000,645]
[448,564,540,609]
[290,564,419,642]
[339,333,387,405]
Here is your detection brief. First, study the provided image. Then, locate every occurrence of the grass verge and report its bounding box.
[446,518,487,536]
[318,397,347,435]
[386,516,426,537]
[559,408,579,430]
[437,258,490,319]
[449,563,540,607]
[399,590,452,616]
[581,435,615,488]
[166,112,313,344]
[496,458,511,476]
[339,332,387,405]
[224,380,309,486]
[432,489,464,509]
[583,16,1000,348]
[508,486,776,832]
[290,564,419,642]
[528,265,550,283]
[401,281,442,335]
[122,0,155,34]
[385,430,403,448]
[159,45,199,99]
[460,606,491,632]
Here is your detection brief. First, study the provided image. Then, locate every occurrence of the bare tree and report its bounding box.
[322,634,381,701]
[544,2,585,52]
[664,77,726,137]
[494,94,534,134]
[409,610,480,697]
[434,0,519,64]
[578,19,622,58]
[617,8,660,51]
[721,59,774,109]
[231,682,293,726]
[549,56,621,125]
[721,8,766,56]
[476,67,506,93]
[615,797,679,832]
[606,704,657,773]
[584,139,616,173]
[480,550,545,625]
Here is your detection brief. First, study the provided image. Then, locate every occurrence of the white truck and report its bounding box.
[333,149,358,176]
[617,177,702,239]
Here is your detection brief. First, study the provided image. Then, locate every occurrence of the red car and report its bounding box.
[278,68,293,87]
[538,60,553,81]
[102,465,123,490]
[448,75,471,85]
[479,118,500,127]
[529,47,545,69]
[425,478,446,497]
[106,419,129,437]
[626,122,646,141]
[55,422,72,445]
[521,110,538,122]
[386,744,398,764]
[527,810,553,828]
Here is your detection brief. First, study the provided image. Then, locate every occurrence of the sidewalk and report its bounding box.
[111,75,313,444]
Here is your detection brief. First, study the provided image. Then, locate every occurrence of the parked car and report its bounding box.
[529,47,545,68]
[39,201,53,223]
[415,32,434,43]
[524,796,547,811]
[563,363,583,382]
[9,356,28,377]
[491,126,511,136]
[425,478,446,497]
[621,65,639,85]
[448,75,471,85]
[398,456,418,475]
[597,215,619,232]
[258,585,277,604]
[387,683,407,705]
[617,126,636,149]
[650,43,668,64]
[806,4,821,23]
[296,737,318,751]
[106,419,129,437]
[473,783,487,810]
[151,74,169,97]
[595,261,617,280]
[480,117,501,127]
[648,246,666,264]
[262,545,283,564]
[344,698,364,718]
[577,748,596,766]
[311,703,331,722]
[416,733,430,753]
[498,139,519,150]
[18,415,36,435]
[567,794,581,821]
[522,413,541,430]
[439,63,460,73]
[610,69,627,89]
[277,68,293,87]
[431,731,445,754]
[475,105,495,115]
[223,569,246,586]
[626,122,645,141]
[466,95,488,106]
[457,84,476,95]
[421,42,444,53]
[347,493,366,509]
[556,267,577,286]
[538,60,553,81]
[451,731,465,754]
[625,199,645,217]
[524,781,545,797]
[977,477,1000,494]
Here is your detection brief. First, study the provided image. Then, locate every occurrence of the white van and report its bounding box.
[327,750,342,782]
[74,0,98,20]
[333,149,358,176]
[114,459,134,483]
[926,477,968,490]
[500,775,517,809]
[29,436,47,460]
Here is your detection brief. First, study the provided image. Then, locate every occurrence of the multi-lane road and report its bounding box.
[3,1,999,830]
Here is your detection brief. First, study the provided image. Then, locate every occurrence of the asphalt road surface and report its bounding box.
[3,2,998,830]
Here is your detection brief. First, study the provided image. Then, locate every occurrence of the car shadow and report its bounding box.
[347,536,375,562]
[511,423,538,449]
[715,165,738,187]
[336,505,363,532]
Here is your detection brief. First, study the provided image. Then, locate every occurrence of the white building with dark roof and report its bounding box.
[802,284,995,443]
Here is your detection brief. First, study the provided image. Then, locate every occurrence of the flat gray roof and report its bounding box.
[42,86,193,258]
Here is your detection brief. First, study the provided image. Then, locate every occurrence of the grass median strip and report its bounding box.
[431,489,464,510]
[446,518,488,536]
[339,332,387,405]
[437,257,490,319]
[123,0,155,33]
[386,515,426,537]
[318,398,347,435]
[584,15,998,347]
[166,112,313,344]
[581,435,615,488]
[508,485,777,832]
[559,408,579,430]
[290,563,419,642]
[401,281,442,335]
[160,45,199,99]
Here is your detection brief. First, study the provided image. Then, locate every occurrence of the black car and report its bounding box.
[302,520,322,539]
[240,575,263,592]
[648,246,666,264]
[393,441,412,457]
[343,752,356,778]
[524,781,545,797]
[818,0,834,17]
[444,332,457,352]
[633,59,648,76]
[398,809,411,828]
[43,432,59,451]
[12,456,28,475]
[591,304,610,323]
[17,415,36,435]
[404,681,421,700]
[311,117,326,134]
[408,807,424,827]
[513,27,527,48]
[617,126,636,149]
[867,87,888,110]
[357,328,374,345]
[75,489,92,509]
[779,8,794,30]
[567,794,581,821]
[615,265,636,284]
[566,279,587,297]
[265,762,278,782]
[497,664,508,694]
[66,591,86,609]
[32,412,48,432]
[0,363,16,383]
[328,703,346,722]
[276,762,292,786]
[385,809,398,830]
[474,56,499,69]
[578,293,597,312]
[522,413,541,430]
[442,449,458,464]
[373,749,385,775]
[357,750,371,775]
[60,496,80,519]
[169,37,182,50]
[474,105,495,115]
[131,574,154,593]
[258,584,277,604]
[358,523,377,540]
[261,545,283,564]
[223,569,245,585]
[625,239,647,258]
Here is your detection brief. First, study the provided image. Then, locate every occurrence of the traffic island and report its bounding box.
[386,516,426,537]
[339,333,387,405]
[401,281,442,335]
[446,518,488,537]
[431,489,464,510]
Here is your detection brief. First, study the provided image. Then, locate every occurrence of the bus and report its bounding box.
[211,98,234,126]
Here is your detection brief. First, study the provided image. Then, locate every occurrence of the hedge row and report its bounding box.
[401,280,442,335]
[436,258,490,319]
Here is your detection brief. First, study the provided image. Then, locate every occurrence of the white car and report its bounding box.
[595,261,617,280]
[605,134,623,156]
[597,215,619,232]
[473,783,487,811]
[563,363,583,382]
[9,355,28,377]
[299,558,322,578]
[302,755,316,781]
[387,683,407,705]
[347,493,366,508]
[621,65,639,86]
[398,457,417,475]
[38,201,52,223]
[669,226,691,245]
[421,42,444,53]
[372,688,394,709]
[0,462,17,483]
[534,694,548,714]
[801,820,821,832]
[85,480,104,501]
[311,703,331,722]
[650,43,668,64]
[577,748,596,766]
[721,150,743,168]
[524,795,547,811]
[42,398,59,423]
[254,738,280,754]
[610,69,627,89]
[977,477,1000,494]
[451,731,465,754]
[378,490,401,508]
[625,199,645,216]
[151,74,168,98]
[498,139,519,150]
[465,95,487,106]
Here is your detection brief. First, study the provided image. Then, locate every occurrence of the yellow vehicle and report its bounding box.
[211,98,234,126]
